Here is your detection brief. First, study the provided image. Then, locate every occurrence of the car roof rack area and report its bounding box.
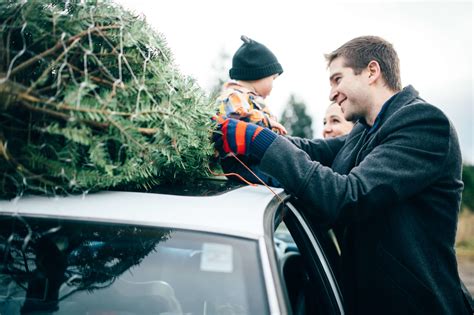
[119,177,246,197]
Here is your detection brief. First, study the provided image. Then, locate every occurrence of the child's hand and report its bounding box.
[268,117,288,135]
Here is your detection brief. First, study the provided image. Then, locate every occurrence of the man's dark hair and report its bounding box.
[325,36,402,92]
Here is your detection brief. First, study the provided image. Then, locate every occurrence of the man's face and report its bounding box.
[328,57,370,122]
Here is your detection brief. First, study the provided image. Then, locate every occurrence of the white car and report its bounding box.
[0,179,344,315]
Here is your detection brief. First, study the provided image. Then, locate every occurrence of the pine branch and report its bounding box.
[68,63,115,87]
[107,118,147,152]
[0,133,57,188]
[10,25,120,76]
[26,37,82,94]
[18,101,159,135]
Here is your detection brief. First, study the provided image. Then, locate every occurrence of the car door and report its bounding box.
[273,199,345,315]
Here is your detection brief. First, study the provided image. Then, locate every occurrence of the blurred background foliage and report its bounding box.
[457,164,474,256]
[462,164,474,212]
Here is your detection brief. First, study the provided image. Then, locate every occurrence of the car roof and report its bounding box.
[0,181,285,240]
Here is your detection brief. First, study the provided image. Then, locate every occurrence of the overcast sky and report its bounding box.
[116,0,473,163]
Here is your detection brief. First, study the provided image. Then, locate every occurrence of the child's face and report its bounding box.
[254,74,278,98]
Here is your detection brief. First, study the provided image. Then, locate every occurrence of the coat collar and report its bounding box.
[358,85,421,134]
[381,85,420,119]
[222,80,259,96]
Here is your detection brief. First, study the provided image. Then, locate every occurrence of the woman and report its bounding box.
[322,102,354,138]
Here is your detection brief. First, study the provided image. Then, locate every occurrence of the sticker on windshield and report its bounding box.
[200,243,233,273]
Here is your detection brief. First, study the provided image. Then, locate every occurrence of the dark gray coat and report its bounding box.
[260,86,471,314]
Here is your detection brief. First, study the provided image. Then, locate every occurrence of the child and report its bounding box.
[215,35,286,186]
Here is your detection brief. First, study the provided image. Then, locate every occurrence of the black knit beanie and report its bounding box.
[229,35,283,81]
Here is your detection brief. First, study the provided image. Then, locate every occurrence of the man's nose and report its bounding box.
[329,89,337,102]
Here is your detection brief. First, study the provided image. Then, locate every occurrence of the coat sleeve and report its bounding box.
[283,135,346,167]
[259,103,456,225]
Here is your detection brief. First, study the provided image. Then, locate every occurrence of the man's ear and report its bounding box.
[367,60,381,84]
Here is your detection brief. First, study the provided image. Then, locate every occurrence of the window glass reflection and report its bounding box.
[0,216,269,315]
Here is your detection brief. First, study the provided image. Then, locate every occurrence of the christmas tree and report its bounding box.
[0,1,215,198]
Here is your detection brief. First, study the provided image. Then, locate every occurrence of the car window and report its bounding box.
[0,216,269,315]
[274,202,344,315]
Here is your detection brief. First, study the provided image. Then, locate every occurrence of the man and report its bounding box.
[214,36,472,314]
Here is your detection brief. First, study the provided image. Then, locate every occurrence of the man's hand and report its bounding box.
[213,118,278,160]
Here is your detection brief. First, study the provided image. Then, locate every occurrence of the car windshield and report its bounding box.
[0,216,269,315]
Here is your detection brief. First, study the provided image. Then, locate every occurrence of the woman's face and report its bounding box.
[323,103,354,138]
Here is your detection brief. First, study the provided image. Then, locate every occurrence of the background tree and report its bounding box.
[462,163,474,212]
[208,48,231,100]
[280,94,313,138]
[456,164,474,259]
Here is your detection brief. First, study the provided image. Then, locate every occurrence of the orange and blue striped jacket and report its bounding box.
[215,81,282,134]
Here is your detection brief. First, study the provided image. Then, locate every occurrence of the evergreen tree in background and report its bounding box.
[208,48,230,100]
[0,1,215,198]
[462,164,474,212]
[280,94,313,138]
